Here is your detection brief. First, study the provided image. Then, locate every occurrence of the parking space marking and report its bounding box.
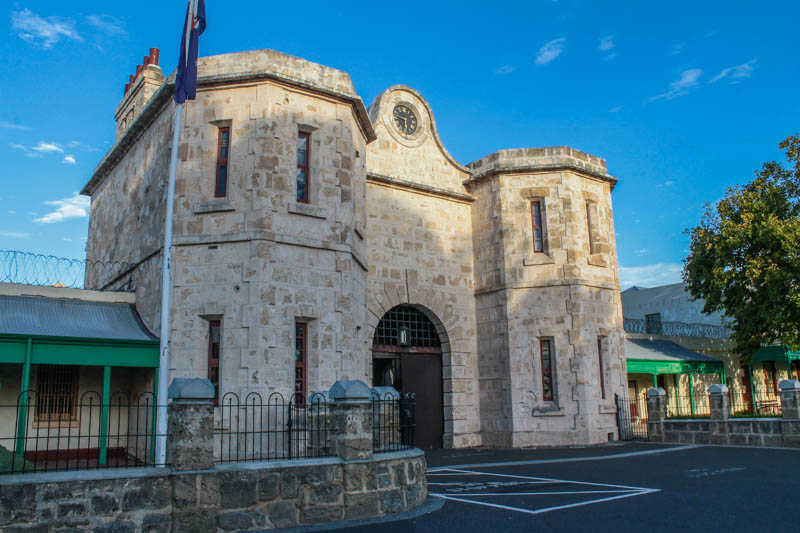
[428,468,659,516]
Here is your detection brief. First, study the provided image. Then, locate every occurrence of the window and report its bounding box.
[645,313,662,334]
[586,202,596,254]
[792,360,800,381]
[36,365,79,422]
[540,339,554,401]
[208,320,221,404]
[215,127,230,198]
[764,361,778,397]
[597,337,606,400]
[297,131,310,203]
[531,200,545,253]
[295,322,308,404]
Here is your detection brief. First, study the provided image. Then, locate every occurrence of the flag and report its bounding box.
[174,0,206,104]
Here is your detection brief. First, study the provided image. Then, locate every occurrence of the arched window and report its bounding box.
[373,305,440,349]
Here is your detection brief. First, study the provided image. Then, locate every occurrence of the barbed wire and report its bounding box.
[624,317,732,339]
[0,250,150,292]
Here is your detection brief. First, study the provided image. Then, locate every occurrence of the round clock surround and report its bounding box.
[392,104,418,136]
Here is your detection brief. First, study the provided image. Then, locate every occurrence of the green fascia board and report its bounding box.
[0,334,158,367]
[753,345,800,363]
[627,358,724,375]
[0,337,27,363]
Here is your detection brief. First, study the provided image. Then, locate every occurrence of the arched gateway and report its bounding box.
[372,305,444,449]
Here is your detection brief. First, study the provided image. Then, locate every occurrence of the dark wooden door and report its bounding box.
[740,365,753,411]
[402,353,443,450]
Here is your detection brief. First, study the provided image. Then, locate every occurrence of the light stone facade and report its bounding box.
[83,48,625,448]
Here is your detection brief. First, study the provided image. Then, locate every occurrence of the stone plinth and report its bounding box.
[167,378,215,471]
[330,380,373,461]
[646,388,667,441]
[779,380,800,419]
[708,384,730,420]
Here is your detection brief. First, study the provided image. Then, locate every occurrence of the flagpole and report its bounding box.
[155,101,183,467]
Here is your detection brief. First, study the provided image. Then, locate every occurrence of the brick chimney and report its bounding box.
[115,48,165,140]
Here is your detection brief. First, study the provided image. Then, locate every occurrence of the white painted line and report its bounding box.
[431,488,660,516]
[428,481,554,485]
[446,490,642,496]
[442,468,654,492]
[427,445,699,472]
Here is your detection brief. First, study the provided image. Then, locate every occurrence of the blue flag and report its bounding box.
[174,0,206,104]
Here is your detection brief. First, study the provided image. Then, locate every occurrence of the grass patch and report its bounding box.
[0,444,35,474]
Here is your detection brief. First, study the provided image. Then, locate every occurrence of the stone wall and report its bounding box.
[0,451,426,532]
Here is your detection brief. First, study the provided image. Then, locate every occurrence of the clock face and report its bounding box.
[392,105,418,135]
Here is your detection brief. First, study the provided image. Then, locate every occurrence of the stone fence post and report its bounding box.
[708,384,730,445]
[646,388,666,442]
[329,380,373,461]
[167,378,216,471]
[779,379,800,419]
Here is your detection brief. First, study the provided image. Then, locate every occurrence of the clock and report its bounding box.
[392,104,418,135]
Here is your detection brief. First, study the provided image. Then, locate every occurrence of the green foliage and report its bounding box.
[683,135,800,361]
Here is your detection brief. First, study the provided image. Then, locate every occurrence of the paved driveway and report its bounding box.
[333,442,800,533]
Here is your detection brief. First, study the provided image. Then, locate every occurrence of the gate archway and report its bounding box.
[371,305,444,449]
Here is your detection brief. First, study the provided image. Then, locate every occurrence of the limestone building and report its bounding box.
[82,48,626,449]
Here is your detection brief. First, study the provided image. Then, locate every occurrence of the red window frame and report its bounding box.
[531,200,545,253]
[215,127,230,198]
[295,322,307,404]
[586,202,595,254]
[763,361,778,397]
[296,131,310,203]
[597,337,606,400]
[208,319,221,404]
[540,339,554,401]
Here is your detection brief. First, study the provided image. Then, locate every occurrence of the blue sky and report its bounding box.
[1,1,798,288]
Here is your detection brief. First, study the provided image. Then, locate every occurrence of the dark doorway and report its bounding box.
[372,305,444,450]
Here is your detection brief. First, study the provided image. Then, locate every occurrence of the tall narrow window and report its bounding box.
[645,313,662,334]
[36,365,79,422]
[297,131,310,203]
[540,339,554,401]
[295,323,307,404]
[215,127,230,198]
[586,202,595,254]
[597,337,606,400]
[208,320,221,404]
[531,200,545,253]
[764,361,778,397]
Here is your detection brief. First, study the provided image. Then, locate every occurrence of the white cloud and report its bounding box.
[33,193,90,224]
[62,155,76,164]
[710,59,756,84]
[599,35,614,52]
[0,121,29,130]
[10,143,41,158]
[535,38,566,65]
[0,231,31,239]
[672,42,686,56]
[86,14,126,36]
[609,105,623,113]
[68,140,99,152]
[11,8,83,49]
[649,69,703,101]
[619,262,683,289]
[495,65,516,75]
[32,141,63,153]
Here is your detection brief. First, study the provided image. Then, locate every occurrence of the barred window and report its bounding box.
[586,201,596,254]
[540,339,554,402]
[373,305,440,348]
[36,365,79,422]
[215,127,230,198]
[295,322,307,404]
[531,200,545,253]
[297,131,310,203]
[597,337,606,400]
[208,320,221,404]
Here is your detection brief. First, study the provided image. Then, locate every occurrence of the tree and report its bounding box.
[683,135,800,361]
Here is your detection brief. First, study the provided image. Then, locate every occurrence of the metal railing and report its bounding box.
[623,317,732,339]
[1,390,163,474]
[0,250,154,292]
[371,392,416,453]
[615,394,648,440]
[729,389,782,417]
[214,392,330,463]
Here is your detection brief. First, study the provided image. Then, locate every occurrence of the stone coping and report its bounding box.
[0,449,424,486]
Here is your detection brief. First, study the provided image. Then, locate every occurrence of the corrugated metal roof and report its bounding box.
[0,295,157,342]
[625,338,720,363]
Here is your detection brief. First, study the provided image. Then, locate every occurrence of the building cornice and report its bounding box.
[463,164,618,190]
[366,173,475,204]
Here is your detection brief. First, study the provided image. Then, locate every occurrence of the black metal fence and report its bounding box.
[615,394,648,440]
[371,392,416,453]
[214,392,330,463]
[729,389,782,417]
[623,317,732,339]
[0,390,163,475]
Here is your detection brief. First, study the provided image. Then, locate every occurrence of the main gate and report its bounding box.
[615,394,649,441]
[372,305,444,450]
